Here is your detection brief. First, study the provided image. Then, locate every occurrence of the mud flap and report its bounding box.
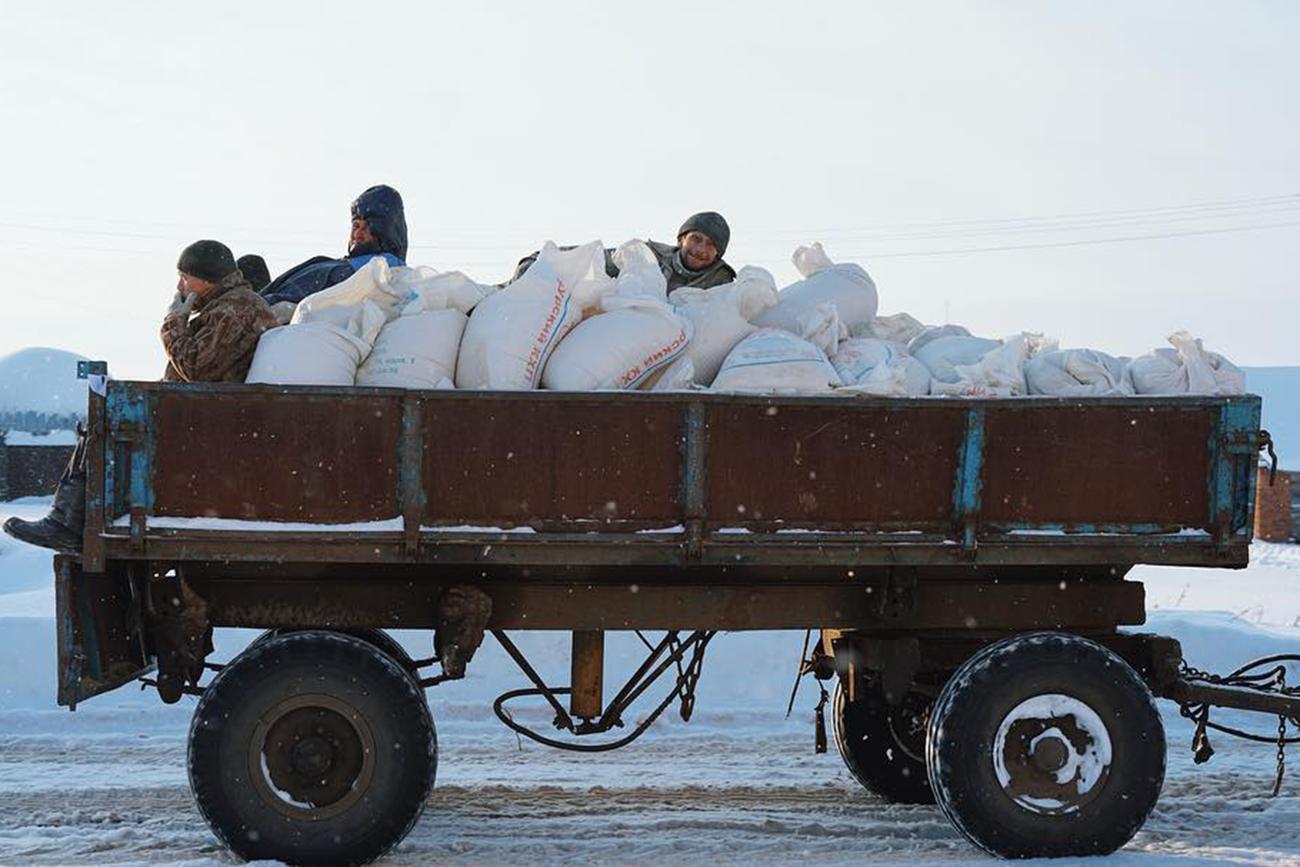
[55,555,152,709]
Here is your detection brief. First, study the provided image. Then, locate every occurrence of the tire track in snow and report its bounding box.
[2,736,1299,865]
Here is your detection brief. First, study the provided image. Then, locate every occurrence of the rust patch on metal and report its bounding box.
[421,398,683,527]
[56,557,150,708]
[191,574,1143,631]
[981,405,1211,528]
[704,403,966,529]
[152,391,402,522]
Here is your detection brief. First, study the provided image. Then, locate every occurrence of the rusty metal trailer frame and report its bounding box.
[58,380,1265,705]
[51,376,1283,710]
[81,381,1261,573]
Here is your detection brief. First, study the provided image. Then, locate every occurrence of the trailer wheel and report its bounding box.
[926,632,1164,858]
[832,679,934,804]
[189,631,436,866]
[252,627,418,677]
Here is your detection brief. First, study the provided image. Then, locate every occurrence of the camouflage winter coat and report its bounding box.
[161,271,279,383]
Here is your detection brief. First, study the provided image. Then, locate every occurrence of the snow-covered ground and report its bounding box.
[1,498,1298,865]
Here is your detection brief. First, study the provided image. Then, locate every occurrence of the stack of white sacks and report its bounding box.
[245,256,494,388]
[245,241,1245,398]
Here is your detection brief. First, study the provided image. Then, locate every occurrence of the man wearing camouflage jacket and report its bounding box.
[162,240,278,383]
[4,241,277,553]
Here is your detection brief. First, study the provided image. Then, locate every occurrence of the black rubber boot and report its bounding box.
[2,431,87,553]
[3,512,83,553]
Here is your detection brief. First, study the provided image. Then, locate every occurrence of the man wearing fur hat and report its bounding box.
[3,240,277,552]
[511,210,737,292]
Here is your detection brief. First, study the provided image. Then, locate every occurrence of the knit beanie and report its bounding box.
[677,211,730,257]
[236,254,271,292]
[177,240,237,283]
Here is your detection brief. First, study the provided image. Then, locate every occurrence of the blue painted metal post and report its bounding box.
[1211,396,1264,545]
[107,384,152,550]
[399,396,425,556]
[680,401,708,559]
[952,408,986,552]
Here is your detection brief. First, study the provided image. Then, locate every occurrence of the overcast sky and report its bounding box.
[0,1,1297,378]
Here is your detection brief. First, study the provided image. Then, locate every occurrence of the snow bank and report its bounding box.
[2,429,78,447]
[0,347,89,416]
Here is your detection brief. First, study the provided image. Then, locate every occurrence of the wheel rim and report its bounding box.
[991,693,1112,816]
[249,693,377,821]
[885,693,930,764]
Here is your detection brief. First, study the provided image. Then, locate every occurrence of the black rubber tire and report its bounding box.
[926,632,1164,859]
[251,627,418,676]
[832,679,935,804]
[189,631,436,866]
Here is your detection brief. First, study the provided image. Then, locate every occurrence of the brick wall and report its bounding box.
[1291,470,1300,542]
[3,445,73,500]
[1255,465,1295,542]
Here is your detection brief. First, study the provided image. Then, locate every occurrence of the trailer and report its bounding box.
[50,368,1299,865]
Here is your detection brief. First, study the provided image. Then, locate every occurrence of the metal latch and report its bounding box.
[1259,429,1277,486]
[76,360,108,379]
[880,567,918,621]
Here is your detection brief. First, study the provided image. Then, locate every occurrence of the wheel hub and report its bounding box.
[885,692,932,764]
[290,734,336,777]
[1029,736,1069,773]
[991,693,1112,815]
[249,694,377,820]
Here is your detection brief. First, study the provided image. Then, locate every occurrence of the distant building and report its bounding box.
[1255,465,1299,543]
[0,410,83,435]
[0,429,75,501]
[1292,470,1300,542]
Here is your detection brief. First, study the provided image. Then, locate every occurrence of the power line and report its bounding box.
[853,219,1300,259]
[740,193,1300,236]
[2,197,1298,264]
[765,202,1300,244]
[3,192,1298,246]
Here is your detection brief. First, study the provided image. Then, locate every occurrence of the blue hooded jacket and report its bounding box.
[260,185,408,306]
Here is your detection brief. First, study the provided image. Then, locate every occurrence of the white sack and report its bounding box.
[245,323,369,386]
[543,241,690,390]
[1127,331,1246,396]
[932,333,1057,397]
[792,242,836,276]
[913,335,1002,384]
[647,356,697,392]
[856,312,927,346]
[609,238,668,300]
[542,295,691,390]
[832,338,931,397]
[355,309,467,389]
[669,266,779,385]
[753,243,879,338]
[455,241,614,390]
[290,256,405,346]
[908,324,972,355]
[386,266,496,315]
[1025,349,1133,397]
[711,328,842,394]
[795,302,846,358]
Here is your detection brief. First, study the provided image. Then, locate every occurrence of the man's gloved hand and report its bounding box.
[167,291,198,318]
